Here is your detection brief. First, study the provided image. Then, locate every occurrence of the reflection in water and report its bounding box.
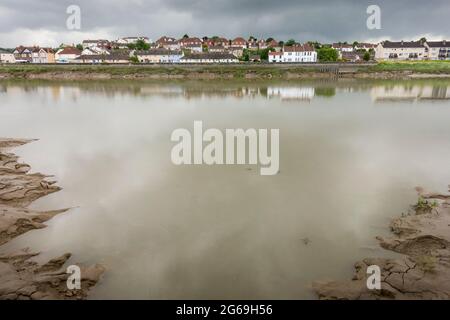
[1,79,450,299]
[3,80,450,104]
[371,84,450,102]
[268,87,315,101]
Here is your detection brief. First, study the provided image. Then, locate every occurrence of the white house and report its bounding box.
[55,47,81,63]
[270,44,317,63]
[354,43,376,51]
[0,49,15,63]
[332,43,354,52]
[425,41,450,60]
[180,52,238,64]
[31,48,55,63]
[82,40,110,50]
[75,53,130,64]
[268,51,282,63]
[135,49,183,63]
[375,41,426,60]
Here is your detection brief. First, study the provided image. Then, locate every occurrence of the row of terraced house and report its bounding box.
[2,36,450,64]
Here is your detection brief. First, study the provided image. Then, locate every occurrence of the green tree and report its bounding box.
[363,51,371,61]
[308,41,322,49]
[266,37,274,43]
[129,55,139,64]
[317,48,339,62]
[135,39,150,50]
[259,48,273,61]
[127,43,137,50]
[183,34,189,39]
[285,39,296,46]
[76,44,83,51]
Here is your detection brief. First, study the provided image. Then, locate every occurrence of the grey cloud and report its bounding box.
[0,0,449,47]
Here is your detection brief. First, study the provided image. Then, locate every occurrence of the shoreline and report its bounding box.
[313,187,450,300]
[1,63,450,81]
[0,138,104,300]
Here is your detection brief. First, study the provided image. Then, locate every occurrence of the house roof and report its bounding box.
[0,49,12,54]
[135,49,182,56]
[208,45,226,50]
[382,41,425,48]
[57,47,81,55]
[269,51,282,56]
[75,53,130,61]
[179,37,202,44]
[232,37,246,43]
[181,52,237,60]
[427,41,450,48]
[284,44,315,52]
[332,43,353,49]
[156,36,177,44]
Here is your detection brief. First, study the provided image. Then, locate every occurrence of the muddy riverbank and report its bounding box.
[313,187,450,300]
[0,138,104,300]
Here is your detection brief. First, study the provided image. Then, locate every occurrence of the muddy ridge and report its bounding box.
[313,186,450,300]
[0,138,104,300]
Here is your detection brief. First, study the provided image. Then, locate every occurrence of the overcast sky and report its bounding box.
[0,0,449,47]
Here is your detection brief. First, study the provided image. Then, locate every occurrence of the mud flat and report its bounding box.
[0,138,104,300]
[313,187,450,300]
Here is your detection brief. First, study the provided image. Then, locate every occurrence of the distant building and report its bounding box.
[0,49,15,63]
[257,39,268,49]
[135,49,183,63]
[208,46,227,53]
[231,37,247,49]
[75,53,130,64]
[266,39,281,51]
[82,40,110,50]
[268,51,282,63]
[180,52,238,63]
[425,41,450,60]
[270,44,317,63]
[227,46,244,58]
[31,48,55,63]
[341,51,362,62]
[375,41,426,60]
[55,47,81,63]
[179,37,203,53]
[332,43,354,52]
[156,36,180,50]
[13,46,35,62]
[354,43,376,51]
[115,37,150,49]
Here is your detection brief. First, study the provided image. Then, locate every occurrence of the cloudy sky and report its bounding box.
[0,0,449,47]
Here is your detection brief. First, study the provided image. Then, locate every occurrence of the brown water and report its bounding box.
[1,79,450,299]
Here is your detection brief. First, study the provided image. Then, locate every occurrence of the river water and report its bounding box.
[1,79,450,299]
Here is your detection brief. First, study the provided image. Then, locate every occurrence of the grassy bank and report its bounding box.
[0,64,316,78]
[367,60,450,74]
[1,61,450,80]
